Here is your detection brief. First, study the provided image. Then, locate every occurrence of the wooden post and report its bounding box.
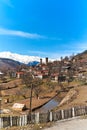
[35,112,39,124]
[22,115,24,126]
[72,107,75,117]
[19,116,22,126]
[61,110,64,119]
[50,112,53,121]
[16,117,18,126]
[0,98,2,118]
[0,118,2,128]
[24,115,27,125]
[23,115,25,126]
[29,84,33,122]
[0,117,3,128]
[0,118,1,128]
[10,116,12,127]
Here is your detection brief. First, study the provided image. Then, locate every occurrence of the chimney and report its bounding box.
[40,58,42,65]
[46,57,48,65]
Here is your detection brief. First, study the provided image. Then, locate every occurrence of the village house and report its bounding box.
[0,71,3,78]
[35,73,43,79]
[16,71,25,78]
[34,69,49,79]
[51,73,58,82]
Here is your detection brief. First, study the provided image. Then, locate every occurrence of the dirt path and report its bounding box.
[44,118,87,130]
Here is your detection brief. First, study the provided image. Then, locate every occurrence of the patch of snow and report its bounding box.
[0,51,54,64]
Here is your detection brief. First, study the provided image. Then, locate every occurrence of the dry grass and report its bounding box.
[56,85,87,110]
[1,79,60,115]
[1,122,54,130]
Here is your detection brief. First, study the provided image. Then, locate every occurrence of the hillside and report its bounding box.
[56,85,87,111]
[0,58,21,70]
[1,50,87,114]
[75,50,87,60]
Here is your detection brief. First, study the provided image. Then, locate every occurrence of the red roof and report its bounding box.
[16,72,24,74]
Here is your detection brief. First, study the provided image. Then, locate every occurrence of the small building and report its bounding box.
[42,65,47,70]
[12,103,26,111]
[0,71,3,75]
[51,73,58,81]
[16,72,24,78]
[36,75,43,79]
[0,71,3,78]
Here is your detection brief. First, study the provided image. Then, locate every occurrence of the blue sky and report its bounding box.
[0,0,87,59]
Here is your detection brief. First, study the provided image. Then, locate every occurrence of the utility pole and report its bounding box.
[22,72,34,123]
[0,98,2,117]
[29,83,33,122]
[0,84,2,117]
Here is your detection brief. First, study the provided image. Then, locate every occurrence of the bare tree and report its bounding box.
[34,78,43,99]
[22,72,34,122]
[22,72,43,122]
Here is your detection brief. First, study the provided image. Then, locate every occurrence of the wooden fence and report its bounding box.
[0,105,87,128]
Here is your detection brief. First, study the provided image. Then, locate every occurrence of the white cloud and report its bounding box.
[0,28,46,39]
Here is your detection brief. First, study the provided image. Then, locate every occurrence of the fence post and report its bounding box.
[61,110,64,119]
[23,115,25,126]
[19,116,22,126]
[49,112,53,121]
[21,115,24,126]
[24,115,27,125]
[10,116,12,127]
[72,107,75,117]
[85,106,87,114]
[35,112,39,124]
[0,118,1,128]
[0,117,3,128]
[17,116,19,126]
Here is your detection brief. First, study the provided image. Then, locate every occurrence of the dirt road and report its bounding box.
[44,118,87,130]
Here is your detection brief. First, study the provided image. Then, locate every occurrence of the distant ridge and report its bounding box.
[0,51,54,64]
[75,50,87,59]
[27,61,39,66]
[0,58,21,70]
[0,52,41,70]
[80,50,87,55]
[0,52,41,64]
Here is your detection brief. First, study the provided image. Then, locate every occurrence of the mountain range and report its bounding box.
[0,50,87,71]
[0,52,42,70]
[0,52,41,64]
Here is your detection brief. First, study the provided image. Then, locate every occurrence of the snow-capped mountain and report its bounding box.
[27,61,39,66]
[0,52,41,64]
